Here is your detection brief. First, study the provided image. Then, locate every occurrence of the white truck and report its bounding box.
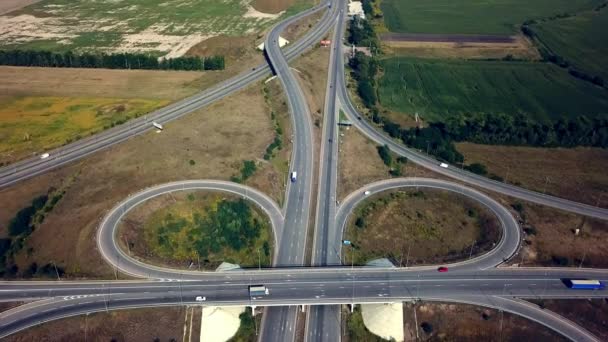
[152,121,163,130]
[290,171,297,182]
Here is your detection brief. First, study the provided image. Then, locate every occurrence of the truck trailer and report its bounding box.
[563,279,604,290]
[249,285,269,296]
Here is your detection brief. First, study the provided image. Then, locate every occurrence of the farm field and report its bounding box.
[0,0,312,57]
[380,0,603,35]
[456,143,608,207]
[531,7,608,80]
[118,191,273,270]
[342,189,500,266]
[0,66,212,165]
[0,96,167,165]
[378,58,608,123]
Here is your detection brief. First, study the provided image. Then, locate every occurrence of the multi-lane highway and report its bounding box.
[0,0,607,340]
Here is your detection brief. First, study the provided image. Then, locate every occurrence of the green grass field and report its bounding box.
[532,8,608,80]
[380,0,603,35]
[1,0,312,56]
[378,58,608,123]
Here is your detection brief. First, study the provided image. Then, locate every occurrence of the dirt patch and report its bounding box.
[343,189,501,266]
[282,8,325,42]
[4,306,196,342]
[381,33,517,43]
[383,35,540,60]
[529,299,608,341]
[186,34,264,74]
[0,0,40,15]
[401,302,566,342]
[509,201,608,268]
[251,0,294,14]
[118,191,273,270]
[0,83,278,279]
[457,142,608,208]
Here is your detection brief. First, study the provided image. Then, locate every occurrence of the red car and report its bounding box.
[437,266,449,273]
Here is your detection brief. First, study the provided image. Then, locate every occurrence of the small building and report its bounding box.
[348,1,365,19]
[257,36,290,51]
[320,40,331,47]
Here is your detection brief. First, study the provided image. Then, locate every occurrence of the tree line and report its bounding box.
[0,50,225,71]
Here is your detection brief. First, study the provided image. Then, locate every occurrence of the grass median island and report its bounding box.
[121,192,273,270]
[343,190,500,266]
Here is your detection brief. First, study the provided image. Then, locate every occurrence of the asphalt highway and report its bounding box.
[0,268,607,340]
[259,2,340,341]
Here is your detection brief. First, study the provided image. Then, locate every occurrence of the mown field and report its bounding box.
[531,7,608,80]
[380,0,603,35]
[378,58,608,123]
[0,0,312,57]
[0,96,166,164]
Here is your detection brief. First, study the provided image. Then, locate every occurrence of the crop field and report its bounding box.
[0,96,166,164]
[378,58,608,123]
[0,0,311,57]
[380,0,603,35]
[532,7,608,80]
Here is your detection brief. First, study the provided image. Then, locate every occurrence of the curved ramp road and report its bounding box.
[335,39,608,221]
[97,180,284,279]
[0,2,335,189]
[335,178,521,271]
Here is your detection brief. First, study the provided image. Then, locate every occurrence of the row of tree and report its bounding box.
[0,50,225,71]
[378,112,608,164]
[349,51,379,108]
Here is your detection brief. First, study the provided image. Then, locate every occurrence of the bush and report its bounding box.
[355,217,365,228]
[377,144,392,166]
[420,322,433,334]
[464,163,488,175]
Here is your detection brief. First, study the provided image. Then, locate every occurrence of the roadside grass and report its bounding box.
[378,58,608,123]
[531,7,608,80]
[342,305,386,342]
[228,308,261,342]
[121,191,273,271]
[4,307,191,341]
[527,299,608,341]
[401,302,566,341]
[342,189,500,266]
[0,96,167,164]
[380,0,603,35]
[456,142,608,207]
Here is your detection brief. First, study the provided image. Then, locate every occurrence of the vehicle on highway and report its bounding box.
[439,163,449,168]
[152,121,163,130]
[40,153,50,159]
[195,296,206,301]
[290,171,297,182]
[249,285,269,296]
[437,266,449,273]
[364,190,370,195]
[563,279,604,290]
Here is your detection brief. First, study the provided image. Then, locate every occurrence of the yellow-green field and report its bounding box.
[0,96,167,164]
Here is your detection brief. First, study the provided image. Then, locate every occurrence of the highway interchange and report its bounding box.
[0,0,608,341]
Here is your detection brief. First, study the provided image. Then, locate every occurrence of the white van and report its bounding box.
[439,163,449,168]
[290,172,297,182]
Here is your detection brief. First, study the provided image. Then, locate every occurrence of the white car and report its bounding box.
[439,163,449,168]
[364,191,371,196]
[40,153,50,159]
[195,296,206,302]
